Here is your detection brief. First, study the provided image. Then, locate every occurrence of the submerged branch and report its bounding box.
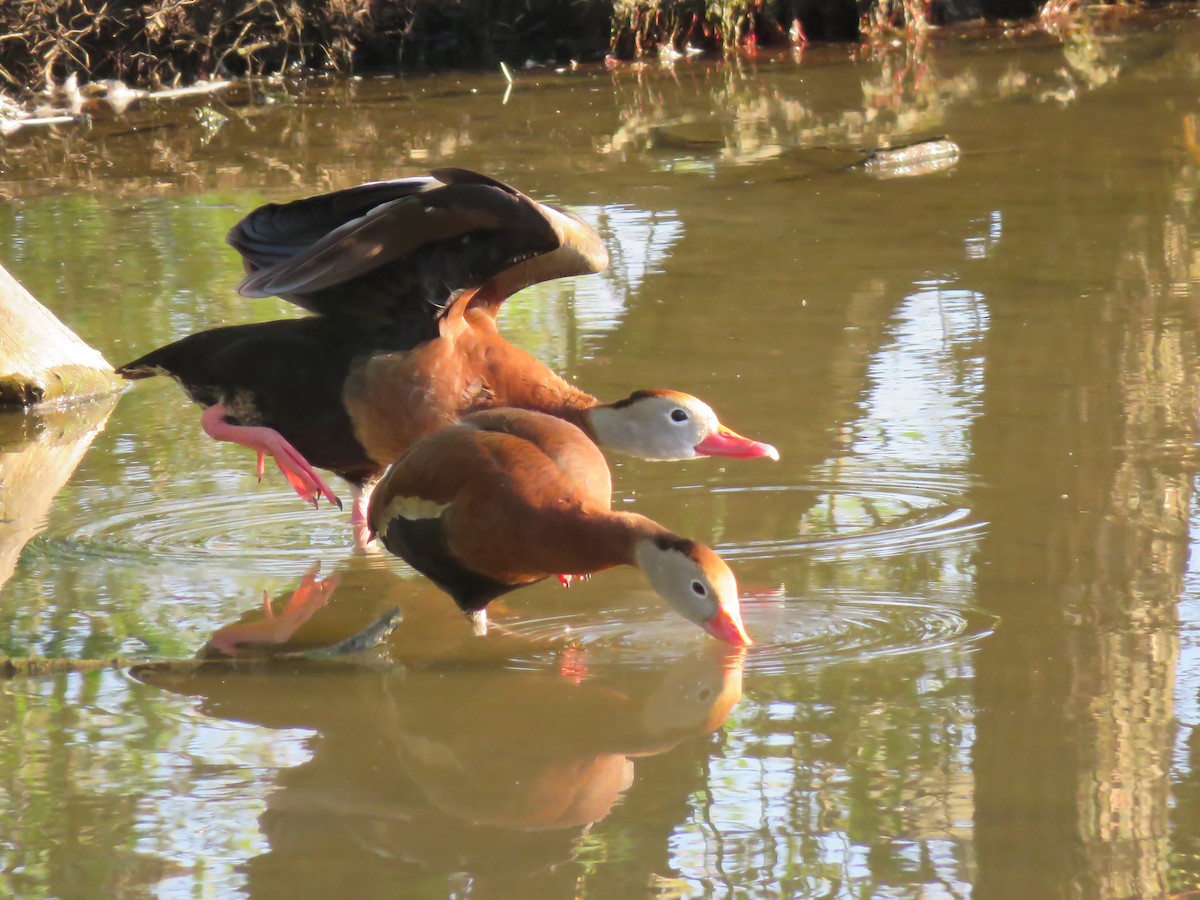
[0,607,403,680]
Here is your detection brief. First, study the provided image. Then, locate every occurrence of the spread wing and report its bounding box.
[227,168,609,333]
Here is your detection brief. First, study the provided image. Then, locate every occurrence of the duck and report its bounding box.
[117,168,777,543]
[368,407,753,645]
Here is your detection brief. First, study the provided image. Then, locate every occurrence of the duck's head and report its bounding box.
[634,534,752,646]
[587,389,779,463]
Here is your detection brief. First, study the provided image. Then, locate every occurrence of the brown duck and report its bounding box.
[369,407,753,645]
[118,169,777,543]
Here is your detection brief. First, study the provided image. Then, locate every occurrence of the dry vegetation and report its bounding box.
[0,0,1170,101]
[0,0,613,93]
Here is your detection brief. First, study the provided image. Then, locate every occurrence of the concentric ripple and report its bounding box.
[501,589,994,675]
[28,485,351,573]
[674,469,984,563]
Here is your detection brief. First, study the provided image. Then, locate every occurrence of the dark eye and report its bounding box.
[671,409,688,423]
[691,581,706,596]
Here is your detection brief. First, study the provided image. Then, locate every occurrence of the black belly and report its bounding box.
[119,317,397,483]
[380,515,521,613]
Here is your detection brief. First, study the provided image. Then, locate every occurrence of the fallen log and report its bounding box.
[0,260,121,407]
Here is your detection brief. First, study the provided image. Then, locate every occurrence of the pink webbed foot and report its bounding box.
[350,482,377,552]
[201,404,342,511]
[206,565,341,656]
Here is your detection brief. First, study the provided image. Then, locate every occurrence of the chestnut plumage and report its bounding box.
[369,408,752,646]
[118,169,776,537]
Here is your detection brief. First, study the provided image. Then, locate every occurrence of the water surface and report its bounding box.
[2,10,1200,896]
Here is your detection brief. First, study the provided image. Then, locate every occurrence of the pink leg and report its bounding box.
[350,482,377,551]
[201,404,342,510]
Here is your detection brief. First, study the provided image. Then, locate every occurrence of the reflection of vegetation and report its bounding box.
[0,0,1122,105]
[0,13,1199,897]
[0,9,1172,199]
[678,653,975,895]
[0,670,303,896]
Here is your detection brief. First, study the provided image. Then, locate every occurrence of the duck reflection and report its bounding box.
[135,561,744,888]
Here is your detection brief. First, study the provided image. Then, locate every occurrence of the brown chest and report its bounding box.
[342,343,492,465]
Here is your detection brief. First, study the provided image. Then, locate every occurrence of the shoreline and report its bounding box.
[0,0,1168,105]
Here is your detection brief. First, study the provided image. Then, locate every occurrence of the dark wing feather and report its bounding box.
[224,169,593,329]
[234,196,510,300]
[226,177,441,272]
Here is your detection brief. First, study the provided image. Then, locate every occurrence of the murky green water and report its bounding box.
[2,9,1200,896]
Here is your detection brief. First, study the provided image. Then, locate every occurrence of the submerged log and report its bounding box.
[0,261,121,407]
[0,607,403,679]
[851,137,962,179]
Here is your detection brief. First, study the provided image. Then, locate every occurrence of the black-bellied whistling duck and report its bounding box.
[368,407,753,645]
[117,168,777,543]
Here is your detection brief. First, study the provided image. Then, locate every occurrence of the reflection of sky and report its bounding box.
[851,208,997,469]
[851,282,989,468]
[671,657,977,897]
[498,204,683,365]
[575,205,684,340]
[665,275,990,896]
[1173,492,1200,775]
[807,278,991,603]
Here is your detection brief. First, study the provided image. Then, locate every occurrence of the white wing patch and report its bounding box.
[373,495,449,532]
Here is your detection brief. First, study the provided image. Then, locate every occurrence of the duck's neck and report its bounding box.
[580,404,634,454]
[548,389,603,439]
[541,511,672,575]
[471,328,602,432]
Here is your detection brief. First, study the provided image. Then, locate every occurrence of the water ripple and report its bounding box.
[676,469,984,562]
[502,589,993,675]
[29,487,349,572]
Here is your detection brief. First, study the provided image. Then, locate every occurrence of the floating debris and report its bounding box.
[0,114,82,136]
[194,106,229,144]
[146,79,233,101]
[852,137,961,179]
[287,607,403,659]
[104,80,150,114]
